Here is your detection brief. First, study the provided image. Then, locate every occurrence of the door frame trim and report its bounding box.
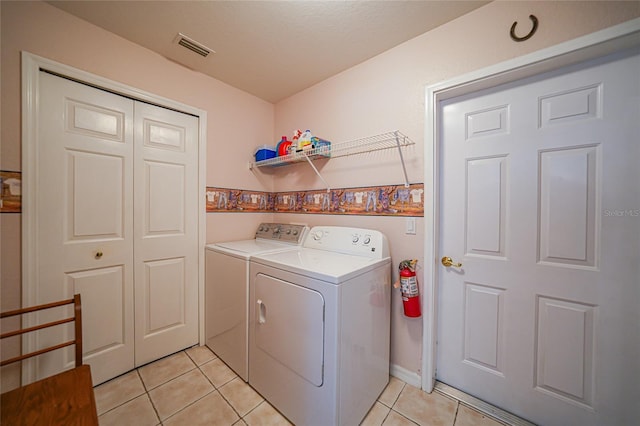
[21,52,208,383]
[422,18,640,392]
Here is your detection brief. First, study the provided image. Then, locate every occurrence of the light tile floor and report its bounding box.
[94,346,508,426]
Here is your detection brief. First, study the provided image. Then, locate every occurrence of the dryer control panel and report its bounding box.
[255,223,307,244]
[304,226,390,259]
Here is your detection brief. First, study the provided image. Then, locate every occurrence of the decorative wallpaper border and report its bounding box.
[0,171,22,213]
[1,170,424,218]
[206,183,424,217]
[206,187,273,213]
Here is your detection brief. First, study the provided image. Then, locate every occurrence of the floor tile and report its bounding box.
[201,357,238,388]
[243,400,292,426]
[94,370,146,415]
[138,351,196,390]
[148,368,215,420]
[219,377,264,417]
[361,401,391,426]
[163,390,239,426]
[393,385,457,426]
[97,394,159,426]
[378,376,406,408]
[186,345,217,366]
[90,346,531,426]
[382,410,418,426]
[454,404,506,426]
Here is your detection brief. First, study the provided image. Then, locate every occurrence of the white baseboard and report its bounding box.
[390,363,421,388]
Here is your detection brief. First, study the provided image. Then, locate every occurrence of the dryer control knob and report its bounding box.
[352,235,360,243]
[364,236,371,244]
[313,231,323,240]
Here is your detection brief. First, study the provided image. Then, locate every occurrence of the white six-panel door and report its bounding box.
[133,102,199,366]
[437,49,639,425]
[36,72,199,384]
[38,72,136,384]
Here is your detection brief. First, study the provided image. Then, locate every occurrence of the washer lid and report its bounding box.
[207,239,297,259]
[251,248,390,284]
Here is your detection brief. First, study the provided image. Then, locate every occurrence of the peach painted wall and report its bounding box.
[0,0,274,390]
[272,1,640,379]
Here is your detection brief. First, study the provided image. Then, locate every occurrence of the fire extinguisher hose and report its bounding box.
[398,259,417,272]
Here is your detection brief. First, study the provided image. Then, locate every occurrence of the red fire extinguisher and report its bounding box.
[398,259,421,317]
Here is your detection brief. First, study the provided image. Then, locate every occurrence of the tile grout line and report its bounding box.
[136,368,162,425]
[191,351,253,424]
[142,350,207,425]
[147,351,196,424]
[162,349,241,424]
[189,347,264,424]
[212,377,246,422]
[452,400,461,426]
[379,380,406,409]
[158,387,219,425]
[95,369,154,420]
[379,381,426,426]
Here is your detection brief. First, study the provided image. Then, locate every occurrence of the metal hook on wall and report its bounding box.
[510,14,538,42]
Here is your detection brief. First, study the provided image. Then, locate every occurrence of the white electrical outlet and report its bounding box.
[405,217,416,235]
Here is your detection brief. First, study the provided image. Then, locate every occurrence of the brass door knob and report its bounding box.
[441,256,462,268]
[95,251,103,259]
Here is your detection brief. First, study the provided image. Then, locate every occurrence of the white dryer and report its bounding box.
[205,223,307,381]
[249,226,391,426]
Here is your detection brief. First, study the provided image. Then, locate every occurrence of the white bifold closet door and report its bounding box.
[35,71,198,385]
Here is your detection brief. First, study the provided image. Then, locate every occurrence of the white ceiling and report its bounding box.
[47,1,489,103]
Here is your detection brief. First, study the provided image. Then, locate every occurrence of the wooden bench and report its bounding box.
[1,294,98,425]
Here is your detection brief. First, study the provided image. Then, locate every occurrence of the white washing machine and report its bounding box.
[249,226,391,426]
[205,223,307,381]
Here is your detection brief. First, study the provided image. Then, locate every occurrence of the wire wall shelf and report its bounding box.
[250,130,416,190]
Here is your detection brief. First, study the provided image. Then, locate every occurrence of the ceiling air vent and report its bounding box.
[174,33,214,58]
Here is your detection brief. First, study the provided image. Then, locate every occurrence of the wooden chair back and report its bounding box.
[1,294,83,368]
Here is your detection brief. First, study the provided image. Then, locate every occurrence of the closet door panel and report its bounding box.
[36,72,135,385]
[133,102,199,366]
